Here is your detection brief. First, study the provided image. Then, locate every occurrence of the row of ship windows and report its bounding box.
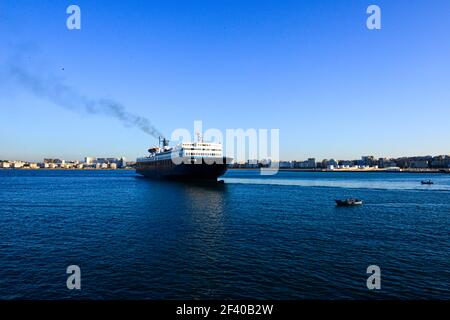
[183,148,222,151]
[185,153,219,156]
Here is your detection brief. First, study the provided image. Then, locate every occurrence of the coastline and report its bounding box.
[1,168,449,174]
[229,168,450,174]
[0,168,135,171]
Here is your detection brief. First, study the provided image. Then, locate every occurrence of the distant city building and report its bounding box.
[326,159,338,167]
[12,161,25,169]
[360,156,375,166]
[88,157,127,168]
[295,158,316,169]
[119,157,127,168]
[338,160,354,167]
[395,158,410,169]
[84,157,96,165]
[279,161,292,169]
[44,159,65,165]
[430,155,450,168]
[0,161,11,168]
[410,160,429,169]
[378,158,397,168]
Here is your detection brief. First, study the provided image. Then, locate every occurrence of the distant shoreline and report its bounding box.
[0,168,134,171]
[1,168,449,174]
[229,168,450,174]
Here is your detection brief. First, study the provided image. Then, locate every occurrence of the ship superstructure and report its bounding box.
[136,137,230,181]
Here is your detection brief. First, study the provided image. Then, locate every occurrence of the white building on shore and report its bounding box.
[0,161,11,168]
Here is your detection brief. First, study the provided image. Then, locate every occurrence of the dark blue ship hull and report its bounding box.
[136,157,230,181]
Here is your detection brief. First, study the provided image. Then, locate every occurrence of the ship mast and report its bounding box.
[159,136,169,150]
[195,132,203,143]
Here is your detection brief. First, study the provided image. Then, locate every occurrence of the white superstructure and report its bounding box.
[179,142,222,158]
[137,138,223,163]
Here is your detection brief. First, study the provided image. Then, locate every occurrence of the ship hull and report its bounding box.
[136,157,230,181]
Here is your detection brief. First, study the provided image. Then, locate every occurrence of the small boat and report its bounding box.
[335,199,363,206]
[421,180,434,185]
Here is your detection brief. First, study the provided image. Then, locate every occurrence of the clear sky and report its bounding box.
[0,0,449,162]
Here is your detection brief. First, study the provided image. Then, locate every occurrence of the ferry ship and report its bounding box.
[136,137,231,181]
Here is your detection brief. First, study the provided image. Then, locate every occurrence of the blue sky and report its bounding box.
[0,0,449,162]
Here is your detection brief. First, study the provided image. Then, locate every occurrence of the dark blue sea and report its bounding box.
[0,169,449,299]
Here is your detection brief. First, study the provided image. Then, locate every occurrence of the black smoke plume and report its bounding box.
[5,61,164,139]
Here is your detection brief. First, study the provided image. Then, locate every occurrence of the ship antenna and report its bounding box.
[196,131,203,143]
[159,137,169,149]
